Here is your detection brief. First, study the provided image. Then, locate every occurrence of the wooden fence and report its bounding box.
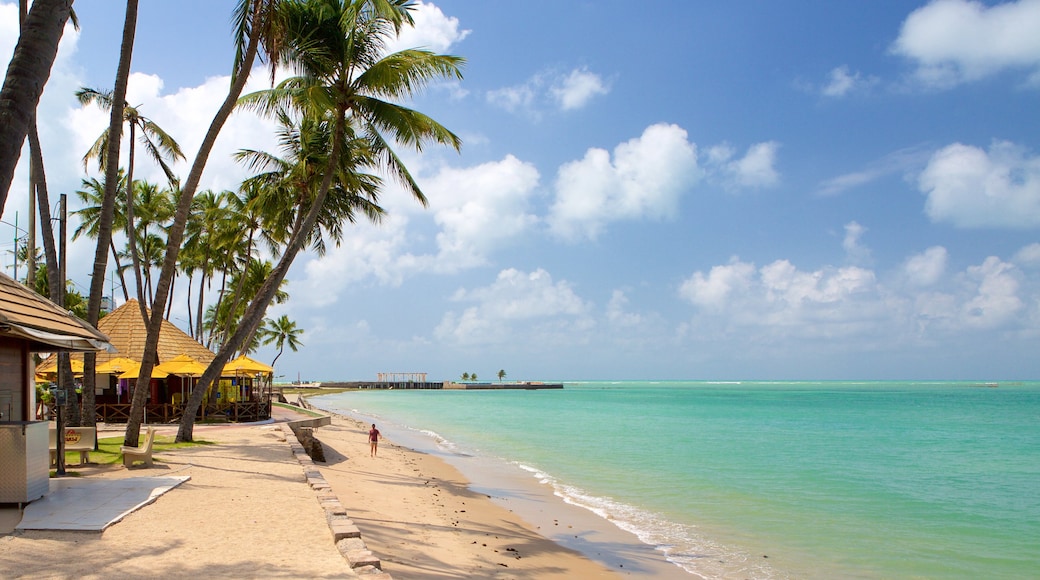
[95,400,271,424]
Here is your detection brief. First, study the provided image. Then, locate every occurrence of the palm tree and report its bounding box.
[260,315,304,367]
[0,0,74,205]
[83,0,140,445]
[498,369,506,382]
[129,0,284,446]
[72,172,131,301]
[176,0,463,443]
[461,372,471,382]
[77,87,184,324]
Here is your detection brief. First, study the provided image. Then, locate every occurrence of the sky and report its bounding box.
[2,0,1040,381]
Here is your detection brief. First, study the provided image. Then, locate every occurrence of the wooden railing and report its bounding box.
[95,401,271,424]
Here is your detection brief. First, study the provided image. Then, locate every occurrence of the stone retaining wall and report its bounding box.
[282,421,392,579]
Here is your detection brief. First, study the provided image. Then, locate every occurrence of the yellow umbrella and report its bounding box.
[223,354,274,376]
[156,354,208,377]
[35,357,84,376]
[118,363,170,380]
[96,357,140,374]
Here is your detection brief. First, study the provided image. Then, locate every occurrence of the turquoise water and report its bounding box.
[313,381,1040,579]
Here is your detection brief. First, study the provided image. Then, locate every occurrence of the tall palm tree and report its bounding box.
[86,0,140,445]
[0,0,73,205]
[127,0,285,446]
[176,0,463,443]
[260,315,303,367]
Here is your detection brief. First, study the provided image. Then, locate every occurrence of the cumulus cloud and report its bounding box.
[390,1,471,54]
[960,256,1024,328]
[821,65,878,97]
[902,246,948,287]
[679,248,1034,344]
[843,221,871,265]
[412,155,541,271]
[435,268,591,345]
[680,257,885,340]
[487,67,609,116]
[550,67,610,110]
[892,0,1040,88]
[291,154,540,306]
[1014,242,1040,267]
[548,123,701,241]
[705,141,781,190]
[918,140,1040,228]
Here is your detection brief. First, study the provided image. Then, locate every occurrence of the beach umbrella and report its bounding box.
[96,357,140,374]
[156,354,208,377]
[223,354,274,376]
[35,357,84,378]
[118,363,170,380]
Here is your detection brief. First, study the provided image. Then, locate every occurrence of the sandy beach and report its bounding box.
[0,406,629,579]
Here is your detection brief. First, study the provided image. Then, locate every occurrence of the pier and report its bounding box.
[319,375,564,390]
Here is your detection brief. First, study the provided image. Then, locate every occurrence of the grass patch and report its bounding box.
[53,434,213,468]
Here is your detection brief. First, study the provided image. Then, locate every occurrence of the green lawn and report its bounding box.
[52,434,212,471]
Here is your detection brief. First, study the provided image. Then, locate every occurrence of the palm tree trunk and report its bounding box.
[124,129,150,325]
[79,0,139,446]
[109,239,131,301]
[177,106,346,443]
[0,0,73,208]
[137,0,265,446]
[27,121,83,427]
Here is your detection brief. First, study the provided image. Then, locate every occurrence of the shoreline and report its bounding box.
[311,406,692,578]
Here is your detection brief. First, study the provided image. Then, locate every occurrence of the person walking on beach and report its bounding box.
[368,424,381,457]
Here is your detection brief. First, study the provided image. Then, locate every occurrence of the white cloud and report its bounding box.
[548,123,701,241]
[435,268,591,345]
[892,0,1040,88]
[902,246,948,287]
[821,65,878,97]
[606,289,644,328]
[678,259,756,310]
[1014,242,1040,267]
[843,221,871,265]
[487,66,609,116]
[705,141,781,190]
[919,140,1040,228]
[679,249,1035,344]
[291,155,540,307]
[550,67,610,110]
[817,145,932,197]
[415,155,541,271]
[390,1,471,54]
[960,256,1023,328]
[486,83,536,114]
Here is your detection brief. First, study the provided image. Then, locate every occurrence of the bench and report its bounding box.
[121,427,156,468]
[49,426,97,466]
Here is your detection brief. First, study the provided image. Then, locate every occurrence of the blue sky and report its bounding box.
[3,0,1040,381]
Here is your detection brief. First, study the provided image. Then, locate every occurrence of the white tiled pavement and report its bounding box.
[15,476,189,531]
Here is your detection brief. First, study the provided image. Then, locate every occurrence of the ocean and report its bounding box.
[311,381,1040,579]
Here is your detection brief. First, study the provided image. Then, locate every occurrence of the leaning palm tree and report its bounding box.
[260,315,304,367]
[175,0,463,443]
[0,0,74,205]
[126,0,286,447]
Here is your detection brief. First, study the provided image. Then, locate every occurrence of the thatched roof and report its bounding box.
[0,271,112,352]
[95,300,215,365]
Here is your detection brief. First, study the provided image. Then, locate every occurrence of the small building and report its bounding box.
[38,299,272,423]
[0,272,112,503]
